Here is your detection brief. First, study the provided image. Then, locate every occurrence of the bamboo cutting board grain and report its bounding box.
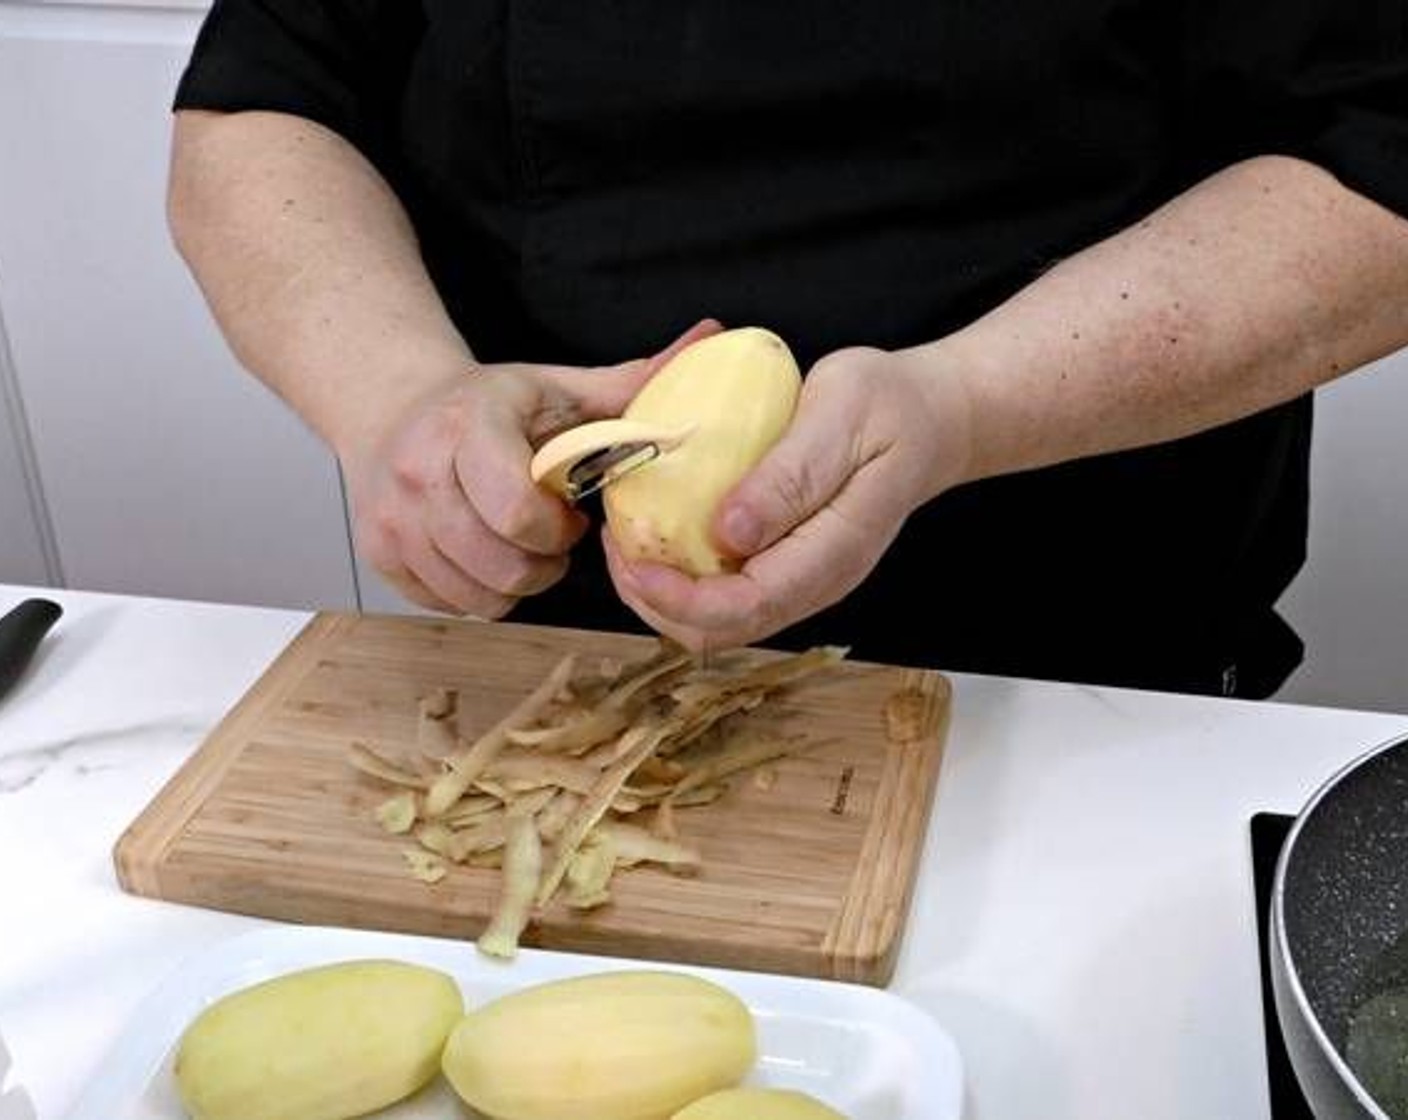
[115,613,950,985]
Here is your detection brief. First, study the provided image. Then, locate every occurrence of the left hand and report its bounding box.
[604,345,971,652]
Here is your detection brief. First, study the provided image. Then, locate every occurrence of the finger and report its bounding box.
[613,579,716,652]
[621,457,905,640]
[620,316,725,404]
[601,532,722,651]
[454,408,588,556]
[377,565,461,616]
[400,532,518,618]
[353,503,465,616]
[456,319,720,555]
[712,371,870,559]
[453,319,723,557]
[425,489,570,597]
[531,318,724,436]
[607,534,774,647]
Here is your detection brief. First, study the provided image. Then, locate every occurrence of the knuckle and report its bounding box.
[424,594,465,617]
[356,508,401,565]
[471,590,517,620]
[770,459,817,525]
[755,592,787,633]
[815,345,883,379]
[425,509,476,565]
[394,575,448,614]
[455,451,559,552]
[425,515,552,602]
[807,350,855,388]
[369,504,402,542]
[475,551,531,597]
[432,507,520,585]
[498,552,557,597]
[390,449,433,493]
[493,490,549,547]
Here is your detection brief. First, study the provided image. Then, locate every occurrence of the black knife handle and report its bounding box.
[0,598,62,701]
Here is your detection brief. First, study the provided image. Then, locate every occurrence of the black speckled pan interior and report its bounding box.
[1282,735,1408,1059]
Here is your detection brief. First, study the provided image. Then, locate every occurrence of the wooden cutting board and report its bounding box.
[115,612,950,986]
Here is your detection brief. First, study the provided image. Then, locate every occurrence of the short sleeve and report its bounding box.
[1180,0,1408,219]
[173,0,423,157]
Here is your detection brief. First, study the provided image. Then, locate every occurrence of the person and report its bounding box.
[165,1,1408,699]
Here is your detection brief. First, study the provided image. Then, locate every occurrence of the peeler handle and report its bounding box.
[0,598,62,703]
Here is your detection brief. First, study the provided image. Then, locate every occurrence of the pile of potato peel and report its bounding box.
[348,640,848,958]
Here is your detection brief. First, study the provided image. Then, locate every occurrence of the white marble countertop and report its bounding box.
[2,584,1406,1120]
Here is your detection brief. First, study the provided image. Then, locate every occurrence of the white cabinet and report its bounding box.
[1278,347,1408,712]
[0,0,357,611]
[0,310,55,586]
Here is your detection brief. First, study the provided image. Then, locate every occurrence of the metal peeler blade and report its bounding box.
[530,418,694,504]
[563,442,663,502]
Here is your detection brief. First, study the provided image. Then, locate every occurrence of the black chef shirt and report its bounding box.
[173,1,1408,697]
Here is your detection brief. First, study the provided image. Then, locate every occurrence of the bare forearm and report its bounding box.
[915,155,1408,487]
[167,109,472,458]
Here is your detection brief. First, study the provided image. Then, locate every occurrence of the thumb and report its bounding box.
[544,318,724,421]
[713,374,863,558]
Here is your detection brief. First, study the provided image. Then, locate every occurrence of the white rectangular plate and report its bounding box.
[66,925,962,1120]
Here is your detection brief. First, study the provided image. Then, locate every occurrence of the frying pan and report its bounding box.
[1272,732,1408,1120]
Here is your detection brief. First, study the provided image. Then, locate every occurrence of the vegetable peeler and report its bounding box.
[530,420,694,503]
[0,598,62,704]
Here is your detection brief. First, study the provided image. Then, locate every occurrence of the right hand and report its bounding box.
[342,321,720,617]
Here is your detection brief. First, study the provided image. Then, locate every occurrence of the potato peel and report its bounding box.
[425,654,577,816]
[402,848,447,884]
[563,829,617,910]
[598,820,701,874]
[349,742,427,790]
[375,791,419,835]
[352,639,848,957]
[476,813,543,959]
[417,689,458,759]
[535,718,677,908]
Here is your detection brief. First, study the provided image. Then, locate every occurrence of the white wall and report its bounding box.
[1277,347,1408,713]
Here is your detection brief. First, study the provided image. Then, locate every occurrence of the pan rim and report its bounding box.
[1270,729,1408,1120]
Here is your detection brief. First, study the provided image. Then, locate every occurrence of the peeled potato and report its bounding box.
[673,1087,851,1119]
[606,327,800,575]
[174,959,463,1120]
[441,970,757,1120]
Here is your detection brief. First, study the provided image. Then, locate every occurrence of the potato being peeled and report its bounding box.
[529,327,801,577]
[673,1087,851,1119]
[608,327,800,575]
